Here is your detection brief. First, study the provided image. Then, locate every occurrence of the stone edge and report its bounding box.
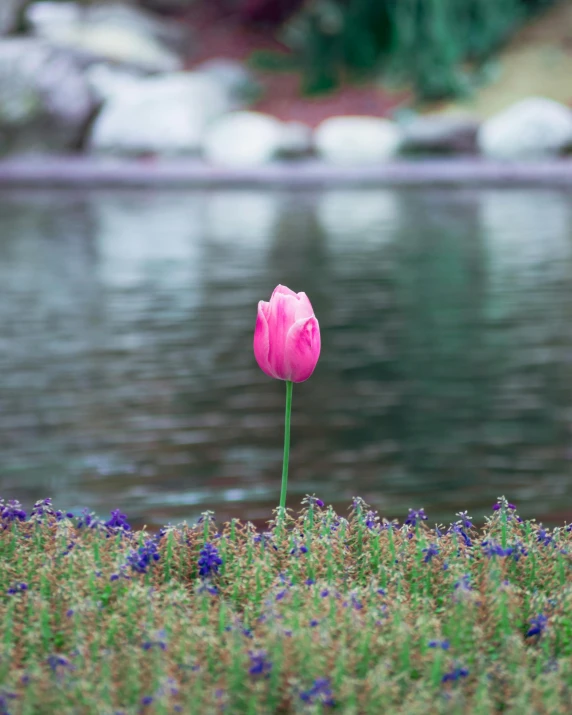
[1,157,572,187]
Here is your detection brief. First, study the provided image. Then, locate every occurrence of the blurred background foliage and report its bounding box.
[265,0,560,98]
[29,0,562,99]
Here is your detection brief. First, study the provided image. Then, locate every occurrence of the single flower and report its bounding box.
[254,284,320,382]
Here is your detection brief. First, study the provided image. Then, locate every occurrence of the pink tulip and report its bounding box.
[254,284,321,383]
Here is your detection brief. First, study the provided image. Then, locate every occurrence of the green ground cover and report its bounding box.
[1,496,571,713]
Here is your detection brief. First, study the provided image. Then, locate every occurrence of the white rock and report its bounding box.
[314,116,401,165]
[478,97,572,160]
[26,1,183,73]
[0,38,94,154]
[0,0,27,35]
[203,112,284,167]
[89,72,230,156]
[194,58,261,108]
[85,63,146,103]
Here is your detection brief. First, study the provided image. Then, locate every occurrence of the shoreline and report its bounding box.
[1,156,572,188]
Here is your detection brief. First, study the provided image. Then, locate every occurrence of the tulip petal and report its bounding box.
[253,301,276,378]
[267,290,298,379]
[295,291,315,321]
[271,284,298,299]
[284,316,321,382]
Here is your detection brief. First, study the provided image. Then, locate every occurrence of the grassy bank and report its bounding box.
[1,496,571,713]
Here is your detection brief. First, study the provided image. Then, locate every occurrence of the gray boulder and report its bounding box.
[401,114,480,154]
[478,97,572,160]
[26,1,186,73]
[278,121,313,158]
[0,0,27,35]
[89,72,230,156]
[0,38,95,154]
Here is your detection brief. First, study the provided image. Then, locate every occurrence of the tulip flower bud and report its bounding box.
[254,285,320,383]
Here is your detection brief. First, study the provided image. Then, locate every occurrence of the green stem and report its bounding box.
[280,380,294,512]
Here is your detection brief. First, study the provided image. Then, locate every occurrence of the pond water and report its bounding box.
[1,187,572,527]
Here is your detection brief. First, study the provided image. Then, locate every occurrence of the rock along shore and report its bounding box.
[1,156,572,188]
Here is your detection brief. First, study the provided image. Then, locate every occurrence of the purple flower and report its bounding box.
[309,619,319,627]
[47,655,74,674]
[423,543,439,563]
[511,541,528,562]
[365,511,379,529]
[455,511,473,529]
[253,532,277,551]
[77,509,99,530]
[31,498,56,520]
[526,614,548,637]
[493,502,516,511]
[320,589,329,598]
[142,630,167,651]
[482,540,513,558]
[248,651,272,677]
[537,529,553,547]
[0,499,26,523]
[290,541,308,557]
[126,540,160,574]
[454,575,471,592]
[198,543,222,577]
[450,523,472,547]
[442,667,469,683]
[7,582,28,595]
[300,678,335,707]
[405,509,427,527]
[104,509,131,533]
[141,696,153,706]
[428,640,450,650]
[304,495,325,508]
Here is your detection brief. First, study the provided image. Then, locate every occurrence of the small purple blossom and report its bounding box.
[456,511,473,529]
[423,543,439,563]
[365,511,379,529]
[248,651,272,677]
[290,541,308,557]
[526,614,548,638]
[104,509,131,533]
[198,543,222,577]
[454,575,471,592]
[537,529,553,547]
[253,532,277,551]
[7,582,28,595]
[429,640,450,650]
[126,540,160,574]
[405,508,427,527]
[47,655,74,674]
[450,523,472,547]
[30,498,56,520]
[442,666,469,683]
[77,509,99,530]
[300,678,335,707]
[0,499,26,523]
[482,540,513,558]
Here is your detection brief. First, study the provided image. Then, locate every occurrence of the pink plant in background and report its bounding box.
[254,284,321,513]
[254,284,320,383]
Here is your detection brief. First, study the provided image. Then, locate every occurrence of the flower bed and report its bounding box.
[1,496,571,713]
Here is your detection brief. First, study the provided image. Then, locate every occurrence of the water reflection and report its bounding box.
[0,187,571,527]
